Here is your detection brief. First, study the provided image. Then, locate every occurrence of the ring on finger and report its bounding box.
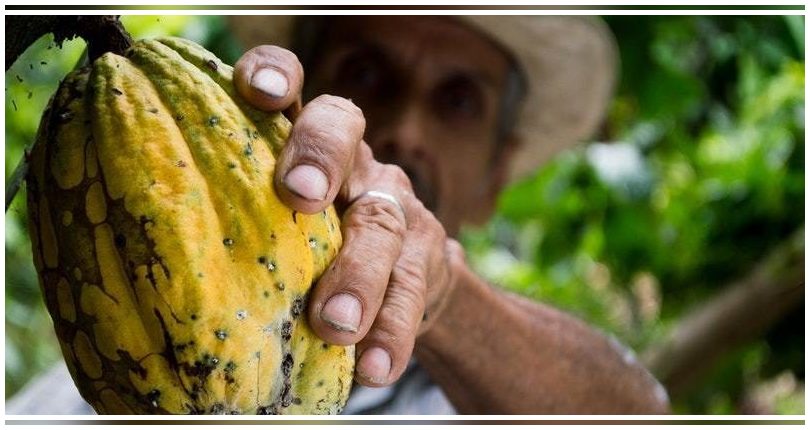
[355,190,406,219]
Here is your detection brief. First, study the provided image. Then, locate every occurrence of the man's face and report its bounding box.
[304,16,515,236]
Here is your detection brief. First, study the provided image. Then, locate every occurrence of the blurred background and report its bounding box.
[4,15,804,414]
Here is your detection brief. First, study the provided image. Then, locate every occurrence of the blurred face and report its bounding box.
[303,16,516,236]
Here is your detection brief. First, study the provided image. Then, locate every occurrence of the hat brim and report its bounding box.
[228,15,617,182]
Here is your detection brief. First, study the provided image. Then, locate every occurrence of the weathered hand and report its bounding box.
[234,45,464,387]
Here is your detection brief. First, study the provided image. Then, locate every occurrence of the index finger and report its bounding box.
[233,45,304,112]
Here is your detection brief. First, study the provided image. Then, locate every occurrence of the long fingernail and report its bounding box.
[320,293,361,333]
[358,347,391,384]
[283,164,328,201]
[251,68,288,98]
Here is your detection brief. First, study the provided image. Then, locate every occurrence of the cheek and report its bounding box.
[434,144,494,204]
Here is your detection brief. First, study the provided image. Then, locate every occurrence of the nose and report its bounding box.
[366,105,439,212]
[369,105,428,165]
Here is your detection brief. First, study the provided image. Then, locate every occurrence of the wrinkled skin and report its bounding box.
[233,16,672,413]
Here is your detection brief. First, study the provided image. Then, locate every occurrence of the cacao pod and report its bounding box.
[26,37,354,414]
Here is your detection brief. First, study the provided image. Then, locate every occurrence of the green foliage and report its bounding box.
[463,16,804,414]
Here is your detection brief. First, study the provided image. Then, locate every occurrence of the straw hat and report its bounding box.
[228,16,617,181]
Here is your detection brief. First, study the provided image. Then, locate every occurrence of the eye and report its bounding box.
[333,48,386,96]
[433,75,484,123]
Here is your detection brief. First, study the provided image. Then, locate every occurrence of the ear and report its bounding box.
[468,134,524,225]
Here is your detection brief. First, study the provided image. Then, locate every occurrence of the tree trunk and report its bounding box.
[643,228,805,399]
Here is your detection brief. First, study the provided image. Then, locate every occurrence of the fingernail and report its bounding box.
[320,293,361,333]
[250,68,288,98]
[358,347,391,384]
[283,164,329,201]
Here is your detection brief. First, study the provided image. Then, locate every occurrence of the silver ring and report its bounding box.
[357,190,406,218]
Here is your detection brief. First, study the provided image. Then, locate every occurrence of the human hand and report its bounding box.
[234,45,465,387]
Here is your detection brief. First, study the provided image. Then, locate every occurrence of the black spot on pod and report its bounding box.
[291,297,305,318]
[147,107,159,114]
[206,59,218,71]
[322,343,329,350]
[257,405,277,415]
[214,329,227,340]
[263,290,270,298]
[146,389,161,407]
[223,238,234,247]
[208,116,219,126]
[258,256,267,264]
[275,282,285,291]
[292,211,298,223]
[280,383,293,408]
[223,360,237,384]
[293,397,302,405]
[281,353,294,377]
[280,321,292,342]
[111,87,123,96]
[190,314,198,321]
[175,114,184,122]
[210,403,225,414]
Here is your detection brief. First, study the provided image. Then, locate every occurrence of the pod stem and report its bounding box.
[6,15,132,70]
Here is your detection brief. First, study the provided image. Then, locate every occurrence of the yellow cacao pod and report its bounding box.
[26,37,353,414]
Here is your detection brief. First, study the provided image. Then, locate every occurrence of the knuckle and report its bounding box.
[296,126,342,154]
[345,198,406,239]
[255,45,299,63]
[377,282,426,341]
[393,259,427,295]
[381,164,412,189]
[311,95,366,129]
[372,306,414,345]
[313,94,363,116]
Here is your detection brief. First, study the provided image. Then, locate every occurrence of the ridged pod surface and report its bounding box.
[26,37,353,414]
